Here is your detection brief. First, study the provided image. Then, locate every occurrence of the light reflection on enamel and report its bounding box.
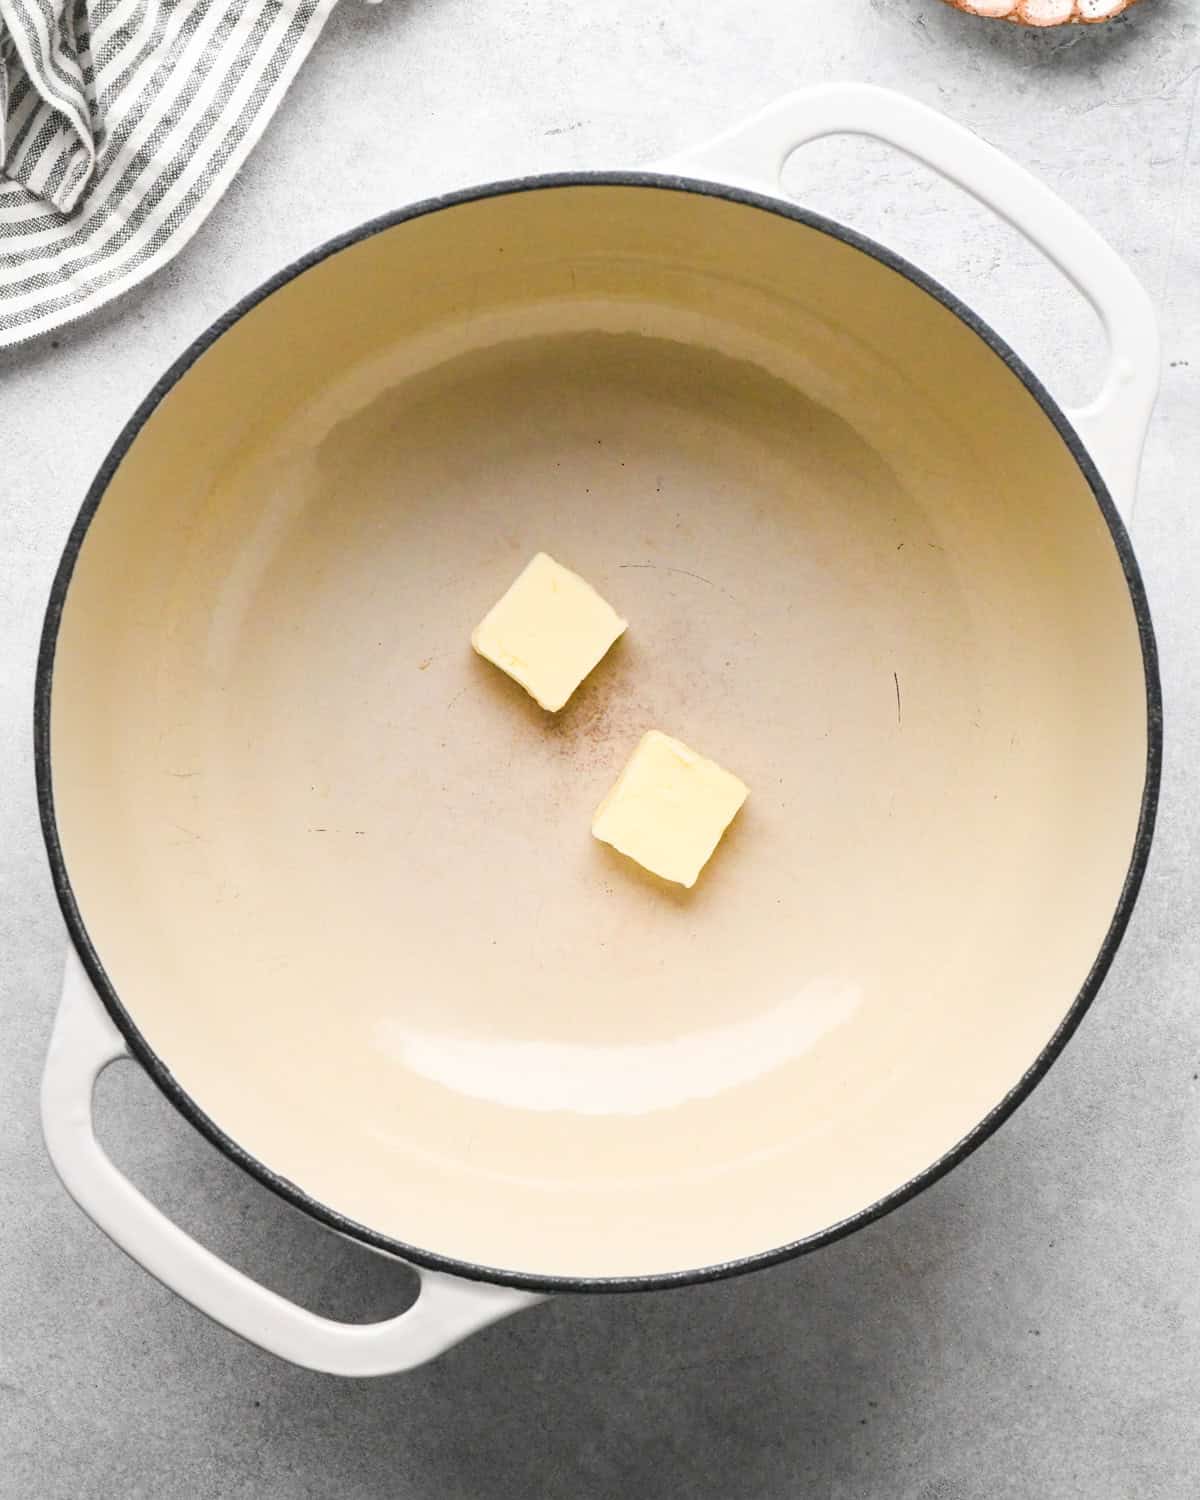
[374,979,860,1117]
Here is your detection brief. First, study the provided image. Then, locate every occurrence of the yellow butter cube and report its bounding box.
[592,731,748,888]
[471,552,626,712]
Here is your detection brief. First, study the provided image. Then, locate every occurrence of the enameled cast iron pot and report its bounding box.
[37,86,1162,1376]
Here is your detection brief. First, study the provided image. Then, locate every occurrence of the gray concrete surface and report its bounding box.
[2,1,1198,1495]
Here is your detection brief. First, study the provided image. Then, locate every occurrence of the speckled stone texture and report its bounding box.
[1,2,1197,1496]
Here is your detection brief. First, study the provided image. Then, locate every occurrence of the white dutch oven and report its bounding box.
[38,85,1161,1376]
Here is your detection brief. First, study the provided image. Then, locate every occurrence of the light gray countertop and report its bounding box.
[2,2,1198,1495]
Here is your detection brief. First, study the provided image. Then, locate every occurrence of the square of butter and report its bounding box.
[471,552,627,712]
[592,731,748,888]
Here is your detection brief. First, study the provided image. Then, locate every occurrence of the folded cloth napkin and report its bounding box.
[0,0,337,348]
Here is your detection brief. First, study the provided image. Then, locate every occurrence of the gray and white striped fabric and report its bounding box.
[0,0,337,347]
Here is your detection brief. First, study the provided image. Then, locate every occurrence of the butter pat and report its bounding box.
[471,552,626,712]
[592,731,748,888]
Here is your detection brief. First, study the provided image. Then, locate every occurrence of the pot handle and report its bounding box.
[41,949,541,1377]
[663,83,1159,518]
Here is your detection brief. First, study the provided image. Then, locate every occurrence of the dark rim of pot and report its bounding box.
[35,172,1163,1296]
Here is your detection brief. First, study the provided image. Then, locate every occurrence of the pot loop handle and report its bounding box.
[662,83,1158,521]
[42,949,541,1376]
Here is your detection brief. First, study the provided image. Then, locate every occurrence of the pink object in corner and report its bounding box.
[940,0,1142,24]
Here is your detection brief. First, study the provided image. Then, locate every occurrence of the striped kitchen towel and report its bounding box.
[0,0,338,348]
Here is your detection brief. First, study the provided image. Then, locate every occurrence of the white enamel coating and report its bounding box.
[40,83,1156,1376]
[665,83,1159,516]
[41,950,541,1377]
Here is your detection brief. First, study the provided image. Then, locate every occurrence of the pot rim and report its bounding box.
[34,170,1163,1294]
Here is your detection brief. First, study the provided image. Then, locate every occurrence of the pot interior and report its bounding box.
[48,182,1150,1281]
